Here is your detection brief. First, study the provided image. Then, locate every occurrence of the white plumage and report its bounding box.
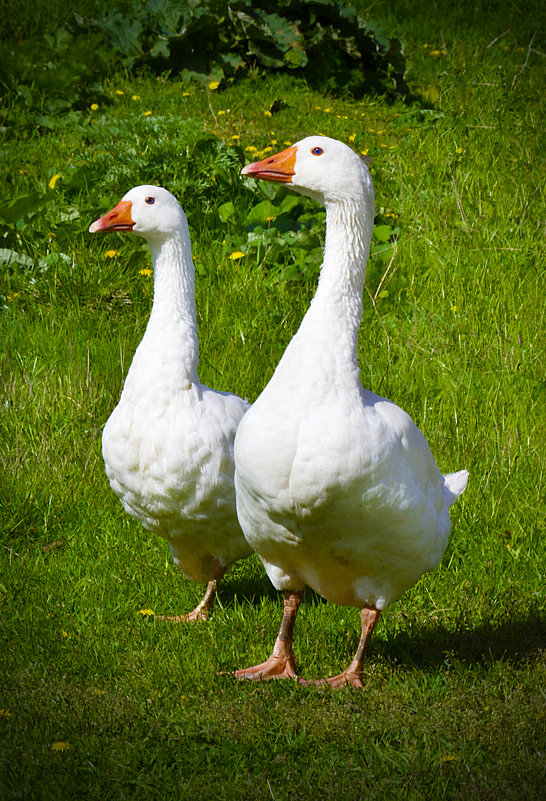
[89,185,251,621]
[234,136,468,686]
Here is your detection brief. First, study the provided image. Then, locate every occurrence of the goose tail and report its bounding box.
[442,469,469,508]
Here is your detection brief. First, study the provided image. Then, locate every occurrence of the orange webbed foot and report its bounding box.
[234,655,298,682]
[154,608,208,623]
[299,669,363,689]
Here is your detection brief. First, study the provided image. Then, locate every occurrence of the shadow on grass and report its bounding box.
[377,613,546,669]
[220,564,279,606]
[220,569,545,669]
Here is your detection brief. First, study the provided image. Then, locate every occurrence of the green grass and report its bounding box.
[1,1,545,799]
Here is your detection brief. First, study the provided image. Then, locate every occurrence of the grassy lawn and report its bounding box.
[1,1,544,799]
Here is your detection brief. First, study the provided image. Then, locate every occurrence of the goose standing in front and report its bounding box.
[89,186,252,621]
[234,136,468,687]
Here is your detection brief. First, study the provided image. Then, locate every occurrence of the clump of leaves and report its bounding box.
[0,27,114,136]
[220,183,401,285]
[83,0,407,96]
[220,189,324,281]
[0,118,256,307]
[1,1,405,139]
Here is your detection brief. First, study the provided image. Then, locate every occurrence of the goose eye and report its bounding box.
[145,196,155,205]
[311,147,324,156]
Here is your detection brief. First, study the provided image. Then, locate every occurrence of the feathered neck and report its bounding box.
[301,189,374,355]
[137,231,199,387]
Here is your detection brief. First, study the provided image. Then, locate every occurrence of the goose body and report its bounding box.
[90,186,252,620]
[234,137,468,685]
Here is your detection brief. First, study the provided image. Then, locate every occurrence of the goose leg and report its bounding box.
[300,606,381,689]
[156,561,227,623]
[235,590,303,681]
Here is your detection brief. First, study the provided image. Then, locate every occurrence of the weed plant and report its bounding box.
[0,1,545,799]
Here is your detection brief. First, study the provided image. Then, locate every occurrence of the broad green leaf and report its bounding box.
[0,248,34,268]
[247,199,280,225]
[218,201,237,223]
[0,193,53,225]
[373,224,394,243]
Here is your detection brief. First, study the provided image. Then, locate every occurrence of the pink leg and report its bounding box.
[235,590,303,681]
[300,607,381,689]
[155,562,227,623]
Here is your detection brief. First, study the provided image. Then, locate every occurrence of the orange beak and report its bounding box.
[89,200,134,233]
[241,145,297,183]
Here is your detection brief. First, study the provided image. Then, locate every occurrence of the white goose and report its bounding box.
[234,136,468,687]
[89,185,252,621]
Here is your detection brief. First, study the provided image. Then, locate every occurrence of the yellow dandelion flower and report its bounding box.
[51,741,70,752]
[261,146,273,154]
[138,608,155,616]
[115,90,124,96]
[208,81,220,90]
[7,293,20,302]
[451,305,457,312]
[0,709,12,719]
[61,630,69,638]
[245,145,257,152]
[105,250,118,259]
[144,110,152,116]
[456,147,463,154]
[263,110,272,117]
[90,103,99,111]
[264,215,276,222]
[349,134,356,142]
[139,268,153,277]
[182,91,190,97]
[270,139,277,145]
[324,107,331,113]
[48,173,61,190]
[132,94,140,101]
[360,148,369,155]
[230,134,240,140]
[217,110,226,115]
[229,251,245,260]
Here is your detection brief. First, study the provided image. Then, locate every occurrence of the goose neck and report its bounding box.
[144,232,199,383]
[309,196,374,338]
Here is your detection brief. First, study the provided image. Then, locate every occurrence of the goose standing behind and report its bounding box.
[89,186,252,621]
[234,137,468,687]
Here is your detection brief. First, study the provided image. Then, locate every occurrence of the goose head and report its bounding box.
[241,135,373,207]
[89,185,188,243]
